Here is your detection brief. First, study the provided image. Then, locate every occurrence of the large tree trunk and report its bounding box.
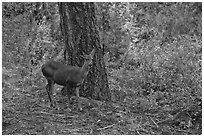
[59,2,110,101]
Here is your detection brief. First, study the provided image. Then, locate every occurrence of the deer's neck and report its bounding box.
[80,62,90,79]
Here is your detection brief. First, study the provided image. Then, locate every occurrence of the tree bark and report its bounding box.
[59,2,110,101]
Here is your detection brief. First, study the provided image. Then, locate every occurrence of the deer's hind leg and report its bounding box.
[45,79,56,107]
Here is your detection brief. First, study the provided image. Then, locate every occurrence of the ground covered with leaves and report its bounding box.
[2,66,202,135]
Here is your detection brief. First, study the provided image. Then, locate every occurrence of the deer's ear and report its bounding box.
[81,51,85,56]
[90,48,95,56]
[79,54,84,58]
[84,55,89,60]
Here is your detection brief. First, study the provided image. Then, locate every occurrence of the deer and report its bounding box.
[41,48,95,110]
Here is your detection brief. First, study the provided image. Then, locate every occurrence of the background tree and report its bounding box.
[59,2,110,101]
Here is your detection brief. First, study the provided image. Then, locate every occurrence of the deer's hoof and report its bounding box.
[79,107,83,111]
[50,104,55,108]
[66,108,71,112]
[50,101,59,110]
[52,105,60,110]
[55,106,60,111]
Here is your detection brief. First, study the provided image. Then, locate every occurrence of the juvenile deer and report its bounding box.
[41,49,95,110]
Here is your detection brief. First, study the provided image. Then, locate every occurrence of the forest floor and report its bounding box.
[2,65,202,135]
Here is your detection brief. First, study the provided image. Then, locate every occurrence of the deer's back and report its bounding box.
[42,61,67,78]
[53,66,82,86]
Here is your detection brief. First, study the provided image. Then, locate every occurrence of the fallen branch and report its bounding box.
[39,111,76,118]
[71,96,103,107]
[149,116,159,128]
[97,124,116,131]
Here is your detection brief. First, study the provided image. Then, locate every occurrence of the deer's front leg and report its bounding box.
[76,87,82,111]
[63,84,72,111]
